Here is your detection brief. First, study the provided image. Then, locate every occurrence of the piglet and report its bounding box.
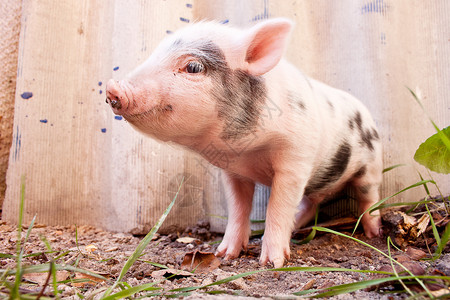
[106,19,382,268]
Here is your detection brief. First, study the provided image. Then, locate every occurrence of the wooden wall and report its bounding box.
[3,0,449,233]
[0,0,22,209]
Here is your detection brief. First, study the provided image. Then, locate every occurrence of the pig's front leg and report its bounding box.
[260,173,305,268]
[215,173,255,260]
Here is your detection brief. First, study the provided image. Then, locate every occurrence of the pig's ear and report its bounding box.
[243,18,293,76]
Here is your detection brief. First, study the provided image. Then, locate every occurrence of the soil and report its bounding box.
[1,209,449,299]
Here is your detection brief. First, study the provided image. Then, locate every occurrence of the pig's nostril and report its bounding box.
[105,95,122,110]
[110,99,122,110]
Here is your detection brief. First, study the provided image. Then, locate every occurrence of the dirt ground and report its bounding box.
[1,210,449,299]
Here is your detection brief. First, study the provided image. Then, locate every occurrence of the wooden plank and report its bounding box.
[0,0,22,209]
[4,0,449,233]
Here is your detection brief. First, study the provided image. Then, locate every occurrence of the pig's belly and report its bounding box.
[226,152,274,186]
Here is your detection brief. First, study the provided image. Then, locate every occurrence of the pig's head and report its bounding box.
[106,18,292,147]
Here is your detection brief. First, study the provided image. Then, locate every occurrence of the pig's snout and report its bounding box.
[106,79,130,114]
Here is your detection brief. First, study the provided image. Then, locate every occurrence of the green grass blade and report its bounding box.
[417,171,431,196]
[434,222,450,260]
[425,203,441,247]
[169,266,393,295]
[315,227,432,297]
[294,277,392,297]
[102,176,184,298]
[375,199,434,211]
[292,205,319,245]
[250,219,266,224]
[301,274,450,298]
[53,250,71,261]
[138,260,169,269]
[250,229,265,236]
[387,237,413,297]
[11,175,26,299]
[40,235,53,252]
[383,164,406,173]
[353,180,434,235]
[101,283,161,300]
[1,263,109,281]
[408,87,450,151]
[23,215,36,245]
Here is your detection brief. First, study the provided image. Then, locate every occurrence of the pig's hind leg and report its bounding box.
[352,163,383,238]
[215,173,255,260]
[294,195,320,229]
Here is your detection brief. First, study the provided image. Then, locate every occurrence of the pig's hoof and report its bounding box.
[215,231,249,260]
[215,242,245,260]
[259,242,290,268]
[259,256,285,268]
[362,215,382,238]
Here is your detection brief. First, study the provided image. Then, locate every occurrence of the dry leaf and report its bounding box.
[415,214,430,237]
[379,261,425,276]
[430,288,450,297]
[85,244,98,253]
[23,271,69,285]
[300,278,316,291]
[105,246,118,252]
[71,270,109,287]
[405,247,428,260]
[176,237,198,244]
[181,250,220,273]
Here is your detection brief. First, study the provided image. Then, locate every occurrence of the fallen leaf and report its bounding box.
[176,237,198,244]
[413,214,430,238]
[379,261,425,276]
[181,250,220,273]
[300,278,317,291]
[85,244,98,253]
[71,270,110,287]
[431,288,450,297]
[23,271,69,285]
[405,247,428,260]
[105,246,118,252]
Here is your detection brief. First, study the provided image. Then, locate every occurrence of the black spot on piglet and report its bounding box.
[351,111,380,151]
[305,141,352,194]
[354,165,367,178]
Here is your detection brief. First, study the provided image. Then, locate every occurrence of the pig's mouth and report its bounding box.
[119,103,174,122]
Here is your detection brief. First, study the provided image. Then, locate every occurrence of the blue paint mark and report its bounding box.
[361,0,387,15]
[21,92,33,99]
[380,32,386,44]
[113,66,119,71]
[98,81,102,86]
[101,128,107,133]
[99,90,103,94]
[220,19,229,24]
[114,116,123,121]
[14,126,21,161]
[166,30,173,34]
[40,119,48,123]
[251,0,270,22]
[186,3,192,8]
[180,17,190,23]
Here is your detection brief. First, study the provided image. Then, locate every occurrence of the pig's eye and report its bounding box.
[186,61,204,74]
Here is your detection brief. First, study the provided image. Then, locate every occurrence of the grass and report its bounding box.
[2,173,449,299]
